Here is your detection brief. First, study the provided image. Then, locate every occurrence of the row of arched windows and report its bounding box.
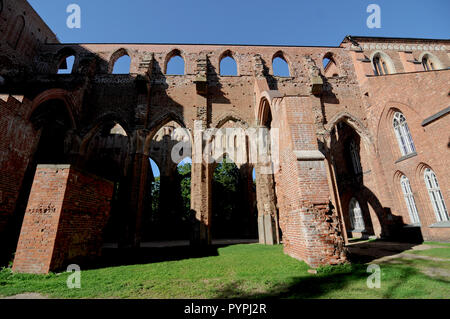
[347,110,448,230]
[349,167,448,231]
[399,169,449,224]
[55,49,342,77]
[372,51,443,76]
[390,111,448,223]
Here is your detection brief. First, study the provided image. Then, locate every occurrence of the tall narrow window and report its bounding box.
[393,112,415,156]
[166,54,185,75]
[112,55,131,74]
[400,175,420,224]
[220,54,237,76]
[272,55,290,77]
[373,53,391,75]
[349,139,362,175]
[424,168,449,222]
[422,56,435,71]
[349,198,365,231]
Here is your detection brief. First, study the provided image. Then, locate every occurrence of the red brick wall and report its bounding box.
[12,165,114,274]
[364,69,450,242]
[0,96,37,238]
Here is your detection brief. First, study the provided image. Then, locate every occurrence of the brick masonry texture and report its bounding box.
[1,0,449,272]
[12,165,113,274]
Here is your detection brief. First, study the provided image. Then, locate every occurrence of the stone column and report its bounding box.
[125,129,149,248]
[255,162,279,245]
[190,54,212,246]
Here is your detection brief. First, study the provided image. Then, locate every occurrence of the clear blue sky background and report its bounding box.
[29,0,449,46]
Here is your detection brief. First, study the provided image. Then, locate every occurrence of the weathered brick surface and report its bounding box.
[12,165,113,274]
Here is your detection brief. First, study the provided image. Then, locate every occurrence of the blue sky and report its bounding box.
[30,0,449,46]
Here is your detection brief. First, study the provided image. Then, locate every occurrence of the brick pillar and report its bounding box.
[255,163,279,245]
[277,96,346,267]
[126,129,149,247]
[190,54,212,246]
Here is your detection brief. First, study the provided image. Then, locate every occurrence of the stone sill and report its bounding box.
[395,152,417,164]
[429,221,450,228]
[403,223,421,228]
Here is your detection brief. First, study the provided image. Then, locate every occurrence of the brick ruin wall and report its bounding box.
[1,0,449,271]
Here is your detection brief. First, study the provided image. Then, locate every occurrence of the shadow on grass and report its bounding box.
[75,244,234,271]
[212,260,450,299]
[345,240,419,264]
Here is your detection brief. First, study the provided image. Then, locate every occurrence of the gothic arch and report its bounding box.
[79,113,132,157]
[213,113,249,129]
[144,113,190,157]
[218,50,239,76]
[375,102,424,159]
[164,49,185,74]
[370,50,397,74]
[108,48,131,74]
[28,89,77,130]
[272,50,291,76]
[325,111,373,146]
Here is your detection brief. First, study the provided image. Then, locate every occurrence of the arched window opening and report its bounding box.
[272,56,290,77]
[349,198,365,231]
[57,55,75,74]
[112,55,131,74]
[393,112,415,156]
[212,156,254,239]
[323,54,339,77]
[421,53,443,71]
[220,56,238,76]
[109,123,127,136]
[166,54,185,75]
[422,56,435,71]
[372,53,393,76]
[424,168,449,222]
[7,15,25,49]
[400,175,420,224]
[349,139,362,175]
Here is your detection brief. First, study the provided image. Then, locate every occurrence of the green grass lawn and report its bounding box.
[0,244,449,299]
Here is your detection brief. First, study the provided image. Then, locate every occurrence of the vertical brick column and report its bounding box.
[127,129,149,247]
[277,97,346,267]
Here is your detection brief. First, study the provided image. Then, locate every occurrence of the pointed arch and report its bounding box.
[370,51,396,75]
[323,52,339,77]
[108,48,131,74]
[272,51,290,77]
[145,112,190,156]
[79,113,131,156]
[325,111,373,146]
[29,89,77,130]
[165,49,185,75]
[55,47,77,74]
[219,50,238,76]
[419,52,443,71]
